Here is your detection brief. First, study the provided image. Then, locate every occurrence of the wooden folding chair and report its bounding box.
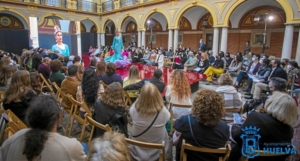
[60,92,74,133]
[4,127,15,138]
[0,91,4,108]
[66,94,92,138]
[180,139,231,161]
[99,80,108,90]
[39,73,54,93]
[5,109,27,130]
[0,109,7,145]
[80,113,111,145]
[125,139,166,161]
[169,103,192,134]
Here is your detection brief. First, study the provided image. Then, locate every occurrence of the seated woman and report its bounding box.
[194,52,209,73]
[174,89,229,161]
[101,63,123,86]
[243,58,271,93]
[215,74,243,123]
[76,69,101,116]
[96,62,106,81]
[3,70,36,123]
[130,83,171,161]
[229,92,298,161]
[131,48,143,63]
[203,52,224,85]
[227,55,243,74]
[49,59,65,87]
[88,131,130,161]
[93,82,128,138]
[0,65,17,92]
[166,70,192,120]
[30,72,42,94]
[73,56,84,81]
[225,52,233,68]
[123,65,140,103]
[234,53,261,89]
[0,95,86,160]
[287,61,300,84]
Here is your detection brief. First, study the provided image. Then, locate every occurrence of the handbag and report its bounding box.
[132,111,159,138]
[188,115,202,147]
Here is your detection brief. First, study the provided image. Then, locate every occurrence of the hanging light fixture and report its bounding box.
[202,9,208,27]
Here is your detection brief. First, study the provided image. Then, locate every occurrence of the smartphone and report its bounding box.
[233,113,243,125]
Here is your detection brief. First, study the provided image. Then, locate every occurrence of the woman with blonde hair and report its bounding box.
[123,65,140,103]
[88,131,130,161]
[166,70,192,120]
[0,65,17,92]
[93,82,128,138]
[174,89,229,161]
[130,83,170,161]
[229,92,298,161]
[3,70,36,123]
[195,52,209,73]
[216,74,243,123]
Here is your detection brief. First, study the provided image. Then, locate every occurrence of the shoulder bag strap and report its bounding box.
[132,112,159,138]
[188,115,202,147]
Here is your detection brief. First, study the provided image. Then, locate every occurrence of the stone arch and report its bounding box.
[175,3,217,28]
[142,9,170,30]
[102,18,116,33]
[0,10,28,29]
[79,18,99,33]
[119,14,139,32]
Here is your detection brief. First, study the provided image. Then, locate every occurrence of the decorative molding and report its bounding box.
[295,0,300,11]
[212,0,230,16]
[68,11,76,14]
[27,5,37,10]
[168,8,178,23]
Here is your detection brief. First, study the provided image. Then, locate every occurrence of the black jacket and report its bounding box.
[92,100,128,138]
[198,59,209,70]
[213,59,224,69]
[123,77,165,93]
[263,66,287,83]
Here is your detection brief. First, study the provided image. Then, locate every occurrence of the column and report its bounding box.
[138,31,141,47]
[213,27,220,56]
[100,33,105,46]
[77,34,82,58]
[119,32,122,39]
[97,33,101,47]
[220,27,228,52]
[141,30,145,48]
[281,24,294,59]
[296,28,300,63]
[168,29,173,50]
[173,29,179,50]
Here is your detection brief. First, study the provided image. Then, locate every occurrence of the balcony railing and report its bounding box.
[120,0,140,8]
[102,0,114,12]
[77,1,97,12]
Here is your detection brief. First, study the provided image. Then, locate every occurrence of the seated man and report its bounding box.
[38,57,51,80]
[123,69,165,93]
[61,65,81,108]
[184,51,198,71]
[245,59,287,100]
[145,49,157,65]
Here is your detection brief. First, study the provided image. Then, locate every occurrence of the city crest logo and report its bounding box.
[240,126,261,158]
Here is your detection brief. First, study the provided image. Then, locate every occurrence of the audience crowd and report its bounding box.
[0,44,299,161]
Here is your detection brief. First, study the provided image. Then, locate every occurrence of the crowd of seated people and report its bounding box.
[1,46,300,161]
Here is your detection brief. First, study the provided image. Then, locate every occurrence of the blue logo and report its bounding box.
[240,126,261,158]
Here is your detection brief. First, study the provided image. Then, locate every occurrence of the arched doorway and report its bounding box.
[0,12,28,54]
[120,16,138,48]
[104,20,115,46]
[81,19,98,53]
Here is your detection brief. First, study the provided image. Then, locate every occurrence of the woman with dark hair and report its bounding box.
[93,82,128,138]
[32,53,43,71]
[3,70,36,123]
[0,65,17,92]
[30,72,42,94]
[77,69,101,114]
[49,59,65,87]
[101,62,123,85]
[96,62,106,81]
[174,89,229,161]
[0,95,86,160]
[287,61,300,80]
[63,56,69,67]
[225,52,233,67]
[227,55,243,73]
[0,57,12,71]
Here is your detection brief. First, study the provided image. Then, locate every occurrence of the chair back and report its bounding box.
[180,139,231,161]
[0,109,7,145]
[99,80,108,90]
[81,113,111,145]
[125,138,166,161]
[5,109,27,130]
[4,127,15,138]
[39,73,54,93]
[66,94,92,137]
[169,103,192,134]
[0,91,4,108]
[52,82,62,102]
